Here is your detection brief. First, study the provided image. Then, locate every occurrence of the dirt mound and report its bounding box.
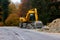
[48,18,60,33]
[48,18,60,27]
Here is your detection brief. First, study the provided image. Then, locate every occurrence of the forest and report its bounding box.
[0,0,60,26]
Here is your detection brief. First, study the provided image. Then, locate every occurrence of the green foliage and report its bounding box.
[1,0,10,22]
[5,14,20,26]
[30,0,60,25]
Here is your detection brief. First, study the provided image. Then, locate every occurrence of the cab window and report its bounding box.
[29,14,35,21]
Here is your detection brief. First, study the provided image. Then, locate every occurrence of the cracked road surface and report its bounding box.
[0,27,60,40]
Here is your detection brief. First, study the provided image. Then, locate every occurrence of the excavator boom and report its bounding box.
[25,8,38,22]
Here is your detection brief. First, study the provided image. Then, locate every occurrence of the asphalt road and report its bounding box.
[0,27,60,40]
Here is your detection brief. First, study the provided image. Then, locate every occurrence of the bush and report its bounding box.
[5,13,20,26]
[0,22,4,26]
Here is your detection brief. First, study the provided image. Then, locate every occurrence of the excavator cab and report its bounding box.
[29,13,35,21]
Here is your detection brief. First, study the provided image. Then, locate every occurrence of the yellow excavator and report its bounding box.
[19,8,43,28]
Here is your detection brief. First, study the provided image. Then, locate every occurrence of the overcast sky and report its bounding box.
[11,0,21,4]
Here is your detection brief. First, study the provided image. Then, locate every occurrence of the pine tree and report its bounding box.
[1,0,10,22]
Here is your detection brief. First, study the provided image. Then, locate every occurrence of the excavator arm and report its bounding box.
[25,8,38,22]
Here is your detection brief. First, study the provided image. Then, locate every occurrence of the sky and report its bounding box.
[11,0,21,4]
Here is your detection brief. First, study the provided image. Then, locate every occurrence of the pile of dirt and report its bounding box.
[48,18,60,33]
